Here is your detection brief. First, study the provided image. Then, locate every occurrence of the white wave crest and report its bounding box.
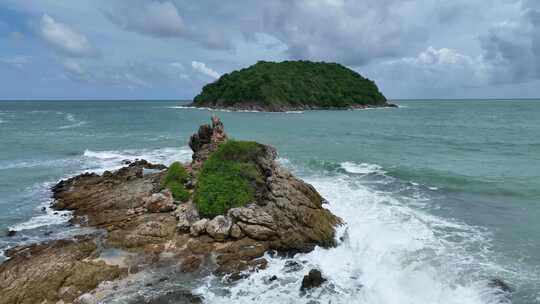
[198,173,508,304]
[82,146,192,173]
[340,161,384,175]
[59,113,86,129]
[167,106,303,114]
[9,205,71,231]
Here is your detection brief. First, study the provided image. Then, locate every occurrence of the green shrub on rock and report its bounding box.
[194,140,265,218]
[162,162,190,202]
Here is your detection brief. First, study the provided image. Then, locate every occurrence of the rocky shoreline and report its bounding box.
[187,102,398,113]
[0,116,341,304]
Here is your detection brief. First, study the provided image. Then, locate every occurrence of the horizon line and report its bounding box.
[0,98,539,102]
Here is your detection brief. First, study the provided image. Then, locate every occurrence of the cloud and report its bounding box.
[106,1,185,38]
[374,47,488,89]
[105,0,232,50]
[191,61,220,79]
[39,14,99,58]
[0,55,28,69]
[479,2,540,84]
[255,0,428,66]
[60,59,190,89]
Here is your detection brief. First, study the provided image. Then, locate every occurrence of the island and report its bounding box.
[191,60,396,112]
[0,116,341,304]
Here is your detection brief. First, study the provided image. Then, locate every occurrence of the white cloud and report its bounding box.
[107,1,185,38]
[191,61,220,79]
[40,14,99,57]
[375,46,488,89]
[105,1,231,50]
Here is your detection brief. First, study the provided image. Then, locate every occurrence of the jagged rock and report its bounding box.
[237,222,276,240]
[144,190,176,213]
[189,115,228,169]
[228,206,275,229]
[190,219,209,237]
[300,269,326,291]
[175,202,200,232]
[229,223,244,239]
[206,215,231,241]
[6,229,16,237]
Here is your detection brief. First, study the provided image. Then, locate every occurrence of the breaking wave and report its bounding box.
[197,160,516,304]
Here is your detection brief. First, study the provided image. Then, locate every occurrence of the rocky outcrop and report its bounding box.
[0,116,340,303]
[189,115,228,169]
[0,235,126,304]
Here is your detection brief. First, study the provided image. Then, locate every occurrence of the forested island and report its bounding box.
[191,60,394,112]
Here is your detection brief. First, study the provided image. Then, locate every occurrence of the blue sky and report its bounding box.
[1,0,539,100]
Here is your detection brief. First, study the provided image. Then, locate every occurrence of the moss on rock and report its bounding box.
[161,162,190,202]
[194,140,265,218]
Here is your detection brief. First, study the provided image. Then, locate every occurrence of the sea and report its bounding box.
[0,100,538,304]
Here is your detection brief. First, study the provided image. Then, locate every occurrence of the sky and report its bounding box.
[1,0,539,100]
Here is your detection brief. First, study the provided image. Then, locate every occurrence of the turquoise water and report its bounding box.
[0,100,539,303]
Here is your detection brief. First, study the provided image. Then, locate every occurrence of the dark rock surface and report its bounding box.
[300,269,327,291]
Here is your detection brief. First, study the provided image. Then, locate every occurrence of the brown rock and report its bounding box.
[144,190,176,213]
[206,215,231,240]
[237,222,276,241]
[189,115,229,169]
[0,236,126,304]
[229,224,244,239]
[190,219,209,237]
[180,255,202,273]
[175,202,200,232]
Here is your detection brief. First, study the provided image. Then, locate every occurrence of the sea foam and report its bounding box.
[197,171,509,304]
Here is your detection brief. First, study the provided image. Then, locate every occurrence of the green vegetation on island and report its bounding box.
[194,140,265,218]
[161,161,190,202]
[192,60,389,111]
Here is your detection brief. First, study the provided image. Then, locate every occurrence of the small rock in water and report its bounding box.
[269,275,278,282]
[41,207,46,212]
[300,269,326,291]
[7,229,17,237]
[283,260,303,273]
[488,278,513,293]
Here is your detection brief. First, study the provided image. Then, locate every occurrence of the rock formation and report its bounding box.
[300,269,327,291]
[0,116,340,303]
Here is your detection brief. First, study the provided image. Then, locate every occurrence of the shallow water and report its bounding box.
[0,100,539,303]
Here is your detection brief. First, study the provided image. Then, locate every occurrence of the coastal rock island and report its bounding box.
[0,116,341,304]
[191,60,394,112]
